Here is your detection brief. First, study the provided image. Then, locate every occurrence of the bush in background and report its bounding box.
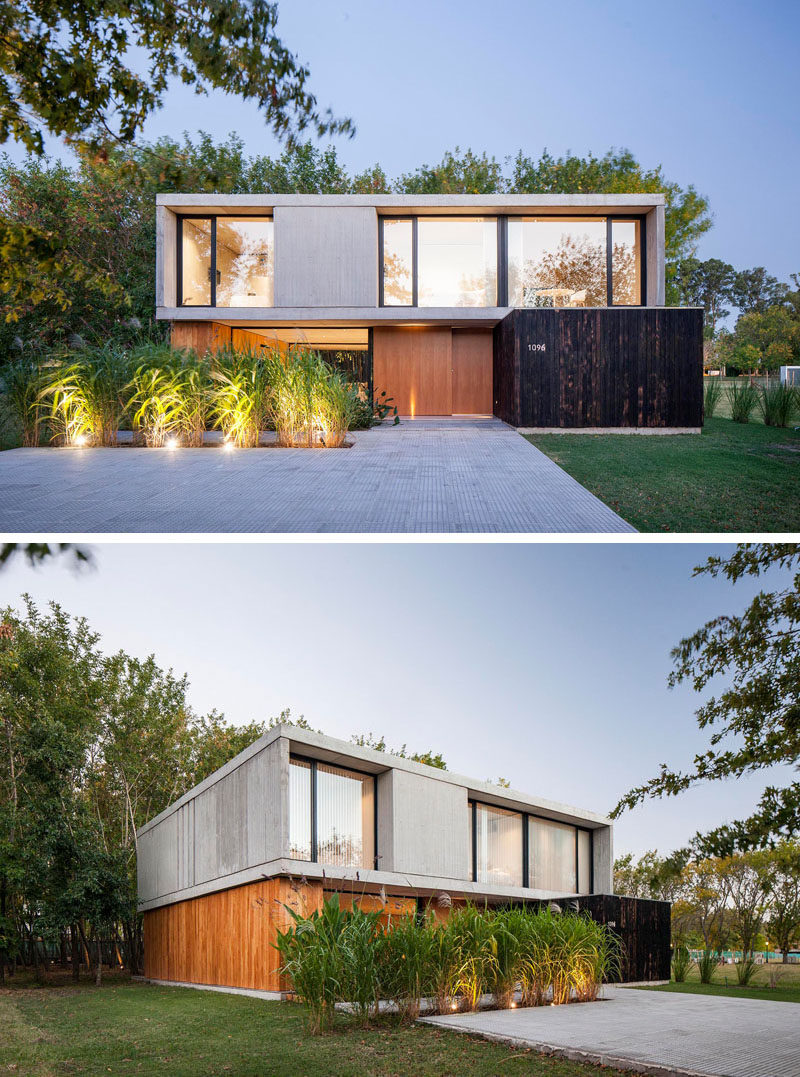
[726,380,760,423]
[758,382,797,427]
[703,378,723,419]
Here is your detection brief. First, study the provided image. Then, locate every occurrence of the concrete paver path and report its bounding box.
[420,986,800,1077]
[0,417,634,534]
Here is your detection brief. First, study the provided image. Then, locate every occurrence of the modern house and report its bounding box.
[137,724,670,994]
[155,194,703,429]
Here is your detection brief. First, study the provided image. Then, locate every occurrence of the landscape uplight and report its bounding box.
[74,434,88,447]
[165,438,179,451]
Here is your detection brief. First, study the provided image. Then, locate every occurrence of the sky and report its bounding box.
[7,0,798,285]
[1,540,792,861]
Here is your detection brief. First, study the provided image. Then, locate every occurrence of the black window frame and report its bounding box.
[469,798,594,893]
[289,753,378,870]
[177,213,274,308]
[379,213,647,309]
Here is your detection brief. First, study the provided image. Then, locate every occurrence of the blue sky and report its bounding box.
[7,0,798,284]
[1,541,792,860]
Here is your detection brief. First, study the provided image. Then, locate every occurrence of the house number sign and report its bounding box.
[527,343,546,352]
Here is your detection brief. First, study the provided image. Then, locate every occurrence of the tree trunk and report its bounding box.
[71,924,80,982]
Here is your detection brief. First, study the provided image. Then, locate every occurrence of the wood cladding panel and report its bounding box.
[373,328,452,416]
[452,330,493,414]
[494,308,703,428]
[170,321,231,354]
[143,878,323,992]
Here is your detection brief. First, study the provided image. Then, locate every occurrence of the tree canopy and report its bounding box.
[612,544,800,857]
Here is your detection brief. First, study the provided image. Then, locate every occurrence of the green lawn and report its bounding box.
[638,963,800,1004]
[0,977,643,1077]
[525,417,800,532]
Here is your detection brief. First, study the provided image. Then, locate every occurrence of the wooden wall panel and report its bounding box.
[494,308,703,428]
[452,331,493,414]
[170,321,231,354]
[373,328,452,416]
[330,891,416,930]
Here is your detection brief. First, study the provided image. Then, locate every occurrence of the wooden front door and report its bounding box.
[452,330,493,414]
[373,328,453,416]
[373,327,494,416]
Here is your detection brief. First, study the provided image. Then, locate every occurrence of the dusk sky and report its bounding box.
[8,0,797,287]
[1,541,791,861]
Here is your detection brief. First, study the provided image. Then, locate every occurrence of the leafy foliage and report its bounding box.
[612,544,800,856]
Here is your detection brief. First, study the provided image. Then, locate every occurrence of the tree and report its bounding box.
[0,1,351,157]
[395,147,504,194]
[0,543,92,570]
[719,854,768,958]
[671,257,736,338]
[612,544,800,857]
[671,860,729,951]
[613,850,686,901]
[731,267,788,314]
[758,843,800,962]
[350,733,447,770]
[721,306,800,374]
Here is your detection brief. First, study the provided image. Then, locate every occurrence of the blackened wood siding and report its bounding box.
[531,894,671,983]
[493,308,703,428]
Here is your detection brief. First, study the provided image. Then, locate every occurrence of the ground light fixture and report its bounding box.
[165,438,179,450]
[223,440,235,452]
[73,434,88,447]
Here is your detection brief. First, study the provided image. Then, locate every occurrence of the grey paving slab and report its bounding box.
[0,418,635,534]
[420,986,800,1077]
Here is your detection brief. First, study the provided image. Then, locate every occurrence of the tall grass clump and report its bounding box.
[726,380,759,423]
[380,912,437,1021]
[735,956,759,985]
[129,363,189,447]
[0,353,49,446]
[703,378,723,419]
[671,943,692,983]
[267,347,360,448]
[41,346,133,445]
[697,949,719,984]
[758,382,797,427]
[211,348,272,448]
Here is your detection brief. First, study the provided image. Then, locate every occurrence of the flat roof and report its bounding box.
[138,723,612,837]
[157,193,664,215]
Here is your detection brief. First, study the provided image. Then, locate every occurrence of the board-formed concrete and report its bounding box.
[421,986,800,1077]
[0,418,635,534]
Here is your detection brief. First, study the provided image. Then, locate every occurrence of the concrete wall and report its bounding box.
[646,205,666,305]
[137,737,286,904]
[155,206,177,308]
[380,770,470,880]
[273,206,378,307]
[592,824,614,894]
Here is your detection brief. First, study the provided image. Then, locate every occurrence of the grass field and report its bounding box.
[639,962,800,1004]
[0,975,643,1077]
[525,417,800,532]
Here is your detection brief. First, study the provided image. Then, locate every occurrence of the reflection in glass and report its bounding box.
[611,220,641,305]
[181,219,212,305]
[508,218,607,307]
[382,219,413,305]
[216,217,274,306]
[578,829,592,895]
[289,759,312,861]
[418,218,497,306]
[529,817,577,892]
[472,803,523,887]
[317,763,374,869]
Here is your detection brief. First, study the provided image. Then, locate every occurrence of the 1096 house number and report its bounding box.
[527,343,546,352]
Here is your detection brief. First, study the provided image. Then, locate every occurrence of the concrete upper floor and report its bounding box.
[136,724,614,912]
[156,193,666,326]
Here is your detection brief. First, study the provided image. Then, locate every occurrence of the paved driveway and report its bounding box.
[0,417,634,534]
[421,986,799,1077]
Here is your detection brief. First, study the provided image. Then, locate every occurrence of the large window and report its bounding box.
[469,801,592,894]
[471,803,523,887]
[381,215,643,309]
[179,216,274,307]
[288,757,375,870]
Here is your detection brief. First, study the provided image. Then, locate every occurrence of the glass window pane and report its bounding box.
[382,219,413,305]
[611,220,641,305]
[216,218,274,306]
[418,217,497,307]
[529,818,577,893]
[578,829,592,895]
[181,218,212,305]
[508,218,607,308]
[289,759,311,861]
[317,763,374,869]
[474,803,522,887]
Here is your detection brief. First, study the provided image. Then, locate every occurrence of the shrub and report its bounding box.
[267,348,360,448]
[380,912,437,1021]
[129,364,189,448]
[758,383,797,427]
[735,956,759,985]
[211,348,273,448]
[697,949,719,984]
[703,378,723,420]
[671,944,692,983]
[726,380,759,423]
[41,348,133,446]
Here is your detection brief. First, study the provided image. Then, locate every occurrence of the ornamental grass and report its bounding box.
[275,897,620,1034]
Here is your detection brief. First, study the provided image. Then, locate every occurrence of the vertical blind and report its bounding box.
[288,757,374,869]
